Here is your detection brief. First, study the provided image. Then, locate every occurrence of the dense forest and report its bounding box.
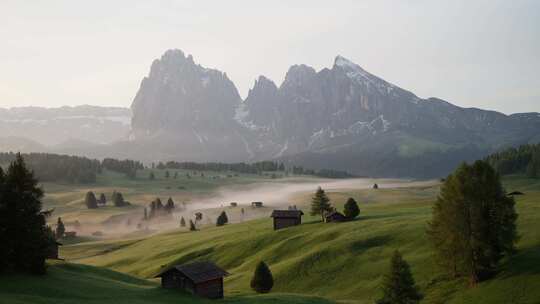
[0,153,144,183]
[0,152,101,183]
[485,143,540,178]
[157,161,354,178]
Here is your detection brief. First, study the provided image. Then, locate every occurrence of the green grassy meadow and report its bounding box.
[1,173,539,304]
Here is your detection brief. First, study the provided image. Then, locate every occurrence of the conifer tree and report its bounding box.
[250,261,274,293]
[343,197,360,219]
[165,197,175,213]
[113,192,126,207]
[165,170,170,178]
[216,211,229,226]
[189,219,197,231]
[180,216,186,227]
[428,161,518,285]
[0,153,51,274]
[85,191,98,209]
[149,171,155,180]
[376,250,421,304]
[310,186,332,221]
[143,208,148,220]
[56,217,65,238]
[99,193,107,205]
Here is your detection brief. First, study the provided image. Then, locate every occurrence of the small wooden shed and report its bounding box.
[325,211,347,223]
[270,210,304,230]
[155,261,229,299]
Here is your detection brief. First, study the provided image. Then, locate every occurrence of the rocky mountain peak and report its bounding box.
[282,64,317,88]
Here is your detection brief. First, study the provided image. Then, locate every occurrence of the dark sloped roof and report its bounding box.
[325,211,346,218]
[154,261,229,283]
[270,210,304,218]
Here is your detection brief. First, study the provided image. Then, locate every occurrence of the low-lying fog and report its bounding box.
[69,178,437,240]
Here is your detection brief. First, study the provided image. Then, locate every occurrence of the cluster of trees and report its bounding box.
[0,152,100,183]
[101,158,143,179]
[85,191,128,209]
[154,160,286,174]
[292,166,354,178]
[310,187,360,221]
[145,197,176,220]
[0,153,56,274]
[485,143,540,178]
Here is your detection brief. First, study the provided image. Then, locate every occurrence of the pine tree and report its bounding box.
[216,211,229,226]
[376,250,421,304]
[180,217,186,227]
[99,193,107,205]
[427,161,518,285]
[165,197,175,213]
[310,186,332,221]
[165,170,170,178]
[149,171,155,180]
[56,217,65,238]
[343,197,360,219]
[143,208,148,221]
[250,261,274,293]
[189,220,197,231]
[85,191,98,209]
[0,153,51,274]
[174,172,178,179]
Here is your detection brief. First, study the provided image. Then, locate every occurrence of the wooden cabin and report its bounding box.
[325,211,347,223]
[270,210,304,230]
[46,241,62,260]
[155,261,229,299]
[251,201,263,208]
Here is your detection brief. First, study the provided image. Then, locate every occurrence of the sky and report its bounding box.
[1,0,539,114]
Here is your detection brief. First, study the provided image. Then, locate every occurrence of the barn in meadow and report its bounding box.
[270,210,304,230]
[154,261,229,299]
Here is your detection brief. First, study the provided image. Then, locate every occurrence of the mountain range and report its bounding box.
[3,49,539,177]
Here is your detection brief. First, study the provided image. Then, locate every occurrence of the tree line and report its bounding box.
[0,152,100,183]
[485,143,540,178]
[154,160,285,174]
[0,152,145,183]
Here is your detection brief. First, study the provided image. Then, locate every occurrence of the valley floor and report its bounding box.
[1,175,539,304]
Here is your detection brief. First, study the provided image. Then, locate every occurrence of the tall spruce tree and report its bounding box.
[310,186,332,221]
[165,197,175,213]
[343,197,360,219]
[377,250,421,304]
[0,153,51,274]
[56,217,65,238]
[85,191,98,209]
[250,261,274,293]
[428,161,518,285]
[180,216,186,227]
[189,219,197,231]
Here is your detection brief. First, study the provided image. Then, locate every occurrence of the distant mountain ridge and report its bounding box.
[128,49,540,177]
[0,105,130,149]
[2,50,539,178]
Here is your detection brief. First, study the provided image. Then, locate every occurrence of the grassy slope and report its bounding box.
[0,262,335,304]
[60,176,540,304]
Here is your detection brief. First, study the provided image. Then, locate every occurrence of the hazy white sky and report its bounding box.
[1,0,539,114]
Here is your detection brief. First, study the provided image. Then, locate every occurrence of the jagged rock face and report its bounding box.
[130,50,540,177]
[131,50,251,161]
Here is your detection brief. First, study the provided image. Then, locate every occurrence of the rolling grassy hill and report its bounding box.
[58,176,540,304]
[0,262,335,304]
